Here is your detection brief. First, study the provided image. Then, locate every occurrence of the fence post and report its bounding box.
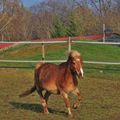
[42,41,45,60]
[68,37,71,52]
[103,24,106,42]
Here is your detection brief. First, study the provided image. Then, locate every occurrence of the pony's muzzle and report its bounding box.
[76,68,84,78]
[80,68,84,77]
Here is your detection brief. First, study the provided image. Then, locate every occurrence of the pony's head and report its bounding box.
[68,50,84,77]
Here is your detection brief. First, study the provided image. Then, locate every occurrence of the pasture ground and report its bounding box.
[0,67,120,120]
[0,42,120,119]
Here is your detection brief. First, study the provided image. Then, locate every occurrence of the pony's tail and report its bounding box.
[19,85,36,97]
[19,62,44,98]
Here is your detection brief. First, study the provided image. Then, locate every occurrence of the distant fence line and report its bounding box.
[0,38,120,65]
[1,40,120,45]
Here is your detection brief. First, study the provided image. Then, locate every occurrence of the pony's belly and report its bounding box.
[49,89,60,94]
[60,81,76,93]
[41,82,58,94]
[65,85,76,93]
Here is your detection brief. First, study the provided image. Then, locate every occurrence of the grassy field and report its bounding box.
[0,43,120,120]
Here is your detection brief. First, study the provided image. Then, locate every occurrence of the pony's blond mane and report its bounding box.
[69,50,80,57]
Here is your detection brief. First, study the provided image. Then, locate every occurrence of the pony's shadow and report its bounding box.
[10,102,67,116]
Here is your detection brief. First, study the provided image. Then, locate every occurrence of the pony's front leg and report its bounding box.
[61,91,73,116]
[72,88,81,109]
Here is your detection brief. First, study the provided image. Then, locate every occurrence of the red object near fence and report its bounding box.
[0,43,14,49]
[0,34,112,49]
[33,34,112,41]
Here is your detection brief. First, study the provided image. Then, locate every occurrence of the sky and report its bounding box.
[22,0,42,7]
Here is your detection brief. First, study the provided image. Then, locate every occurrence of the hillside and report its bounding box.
[0,42,120,74]
[0,43,120,62]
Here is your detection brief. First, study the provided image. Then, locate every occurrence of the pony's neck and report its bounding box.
[59,61,76,76]
[66,61,76,76]
[66,61,78,86]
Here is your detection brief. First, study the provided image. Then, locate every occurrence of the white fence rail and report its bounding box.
[0,60,120,65]
[0,41,67,44]
[0,39,120,65]
[0,60,66,63]
[72,41,120,45]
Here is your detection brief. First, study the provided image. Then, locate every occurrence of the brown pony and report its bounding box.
[19,50,84,116]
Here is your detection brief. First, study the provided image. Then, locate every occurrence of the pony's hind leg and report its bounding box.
[37,90,49,114]
[72,88,81,109]
[44,91,51,104]
[44,91,51,113]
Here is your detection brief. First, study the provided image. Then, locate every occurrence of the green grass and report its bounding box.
[72,43,120,62]
[1,42,120,61]
[0,42,120,119]
[0,43,120,68]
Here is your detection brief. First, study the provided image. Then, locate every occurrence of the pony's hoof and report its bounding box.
[44,110,50,114]
[44,111,49,114]
[68,113,74,118]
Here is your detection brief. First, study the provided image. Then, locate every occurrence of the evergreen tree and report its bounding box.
[67,13,79,37]
[51,16,66,38]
